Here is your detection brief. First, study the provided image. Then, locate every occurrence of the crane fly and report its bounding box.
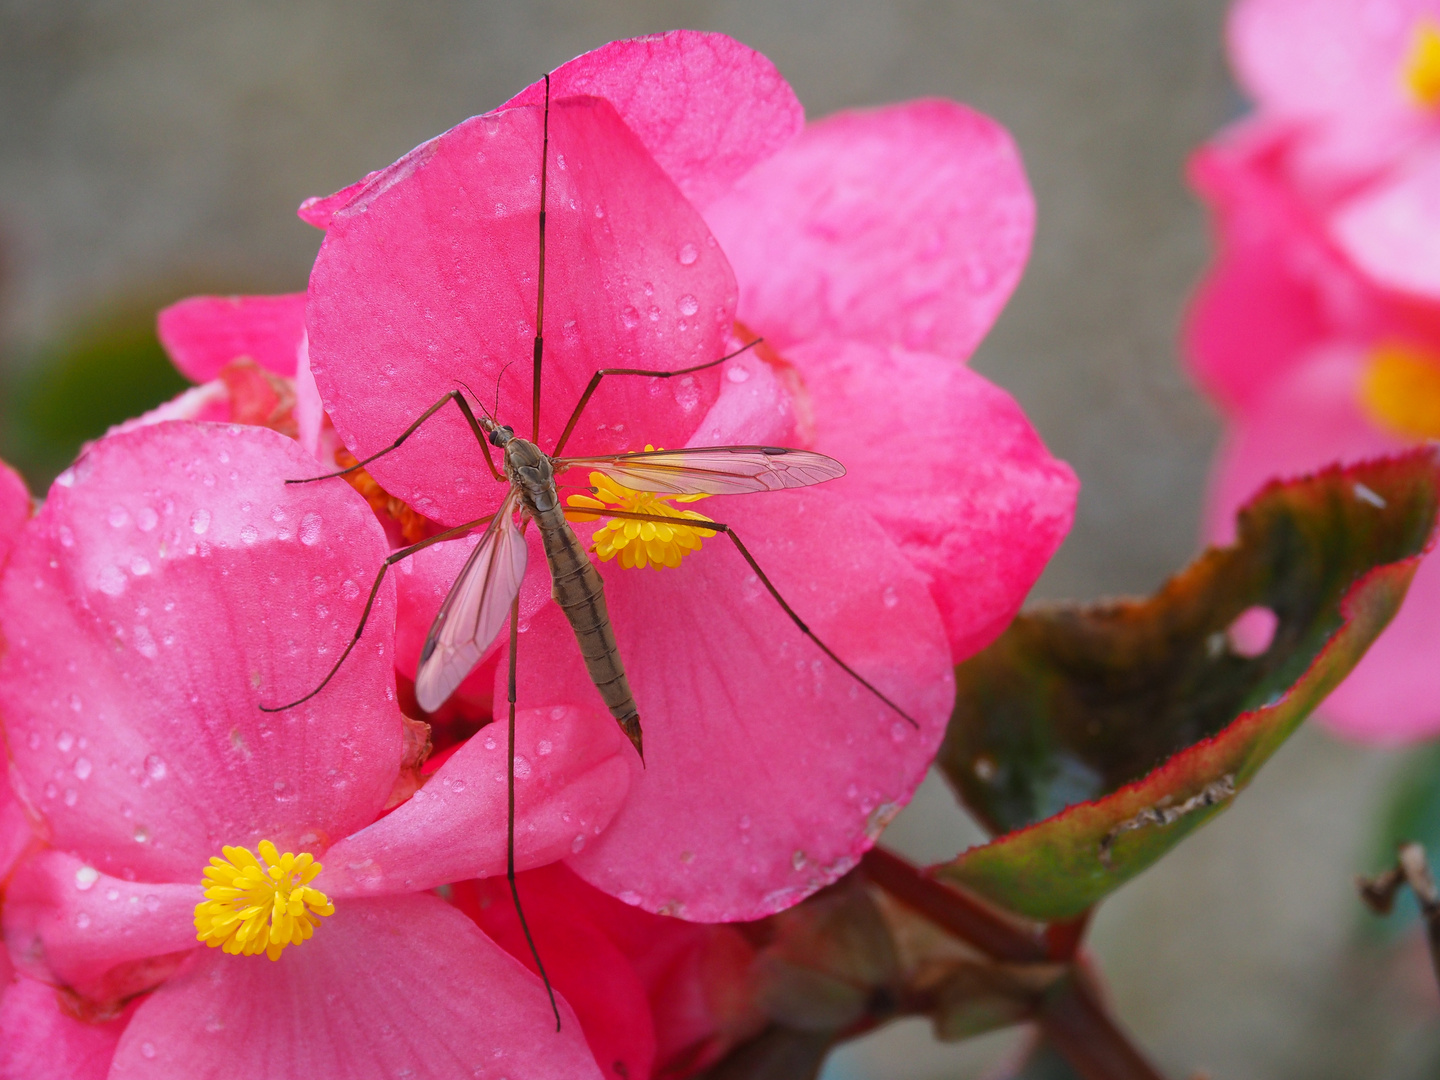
[263,72,916,1026]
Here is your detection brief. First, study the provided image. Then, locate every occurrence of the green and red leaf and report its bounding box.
[935,452,1440,920]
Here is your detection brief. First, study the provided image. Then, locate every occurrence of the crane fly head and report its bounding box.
[485,422,515,448]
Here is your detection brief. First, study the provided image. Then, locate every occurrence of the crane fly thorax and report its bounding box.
[503,436,559,514]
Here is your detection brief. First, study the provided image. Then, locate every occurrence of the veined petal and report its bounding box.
[0,423,402,882]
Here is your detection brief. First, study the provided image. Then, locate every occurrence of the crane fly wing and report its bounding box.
[414,491,527,713]
[555,446,846,496]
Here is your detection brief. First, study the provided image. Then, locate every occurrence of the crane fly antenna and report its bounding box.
[532,71,551,444]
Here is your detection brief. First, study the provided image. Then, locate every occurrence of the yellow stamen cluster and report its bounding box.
[1404,19,1440,108]
[566,449,713,570]
[194,841,334,961]
[1360,343,1440,440]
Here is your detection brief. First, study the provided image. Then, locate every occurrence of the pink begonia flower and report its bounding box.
[1187,0,1440,740]
[0,977,130,1080]
[300,31,1075,921]
[0,422,628,1077]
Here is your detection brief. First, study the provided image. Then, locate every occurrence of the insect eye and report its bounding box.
[488,425,514,448]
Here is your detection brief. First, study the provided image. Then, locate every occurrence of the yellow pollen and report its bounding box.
[565,446,713,570]
[1360,342,1440,440]
[193,840,334,961]
[1404,19,1440,108]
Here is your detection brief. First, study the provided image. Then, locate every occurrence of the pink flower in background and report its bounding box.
[301,31,1075,921]
[0,423,628,1078]
[1188,0,1440,740]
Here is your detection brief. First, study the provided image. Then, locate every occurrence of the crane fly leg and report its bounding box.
[550,338,763,457]
[286,389,503,485]
[504,589,562,1030]
[258,511,496,712]
[586,507,920,729]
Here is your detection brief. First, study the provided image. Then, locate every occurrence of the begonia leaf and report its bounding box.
[936,452,1440,920]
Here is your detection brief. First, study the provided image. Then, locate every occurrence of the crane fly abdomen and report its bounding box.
[505,434,644,759]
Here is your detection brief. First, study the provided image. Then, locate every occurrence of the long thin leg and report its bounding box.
[287,389,503,484]
[532,72,551,444]
[258,512,496,712]
[505,590,561,1030]
[551,339,762,458]
[584,507,919,728]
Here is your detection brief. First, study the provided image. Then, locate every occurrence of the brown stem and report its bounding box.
[1039,969,1172,1080]
[860,846,1047,963]
[1358,842,1440,993]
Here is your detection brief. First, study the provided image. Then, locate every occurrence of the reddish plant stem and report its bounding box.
[1039,970,1171,1080]
[862,847,1173,1080]
[860,846,1047,962]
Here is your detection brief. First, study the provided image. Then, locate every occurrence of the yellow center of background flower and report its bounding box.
[193,840,334,961]
[566,449,713,570]
[1404,19,1440,107]
[1360,343,1440,440]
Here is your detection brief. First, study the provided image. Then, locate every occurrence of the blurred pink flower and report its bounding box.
[0,423,627,1077]
[299,31,1075,921]
[1188,0,1440,740]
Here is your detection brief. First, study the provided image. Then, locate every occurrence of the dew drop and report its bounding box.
[239,524,259,545]
[621,305,640,329]
[108,506,130,529]
[536,739,553,756]
[726,365,751,384]
[74,865,99,891]
[512,756,531,779]
[678,242,699,265]
[792,850,807,871]
[63,788,78,807]
[75,912,91,929]
[133,826,150,844]
[97,565,127,596]
[143,894,160,913]
[145,754,167,781]
[450,779,466,794]
[74,757,92,780]
[140,1042,156,1060]
[618,891,642,906]
[677,294,699,316]
[483,736,496,751]
[571,834,586,854]
[57,731,75,752]
[190,508,211,535]
[882,585,899,608]
[299,513,323,546]
[130,555,151,576]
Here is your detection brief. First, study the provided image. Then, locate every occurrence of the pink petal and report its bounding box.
[504,31,804,209]
[109,893,604,1080]
[156,294,307,382]
[0,976,128,1080]
[103,383,233,440]
[1229,0,1438,119]
[3,850,197,995]
[0,423,402,882]
[685,348,797,447]
[308,96,737,526]
[791,339,1078,660]
[1330,143,1440,299]
[293,332,324,458]
[0,458,30,567]
[1202,345,1440,741]
[456,869,658,1080]
[0,778,33,884]
[319,704,630,898]
[706,99,1034,361]
[505,490,954,921]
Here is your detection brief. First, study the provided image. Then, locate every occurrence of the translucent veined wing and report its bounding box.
[555,446,846,496]
[414,490,527,713]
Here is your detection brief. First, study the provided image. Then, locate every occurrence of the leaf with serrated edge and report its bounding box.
[935,452,1440,920]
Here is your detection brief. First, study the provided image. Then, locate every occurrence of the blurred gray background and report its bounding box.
[1,1,1433,1077]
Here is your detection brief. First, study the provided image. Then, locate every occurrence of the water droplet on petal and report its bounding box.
[56,731,74,752]
[108,506,130,529]
[74,866,99,891]
[677,294,699,317]
[190,509,211,535]
[239,524,259,545]
[678,242,698,265]
[133,826,150,844]
[299,514,323,546]
[145,754,167,781]
[75,912,91,929]
[140,1042,156,1060]
[74,758,91,780]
